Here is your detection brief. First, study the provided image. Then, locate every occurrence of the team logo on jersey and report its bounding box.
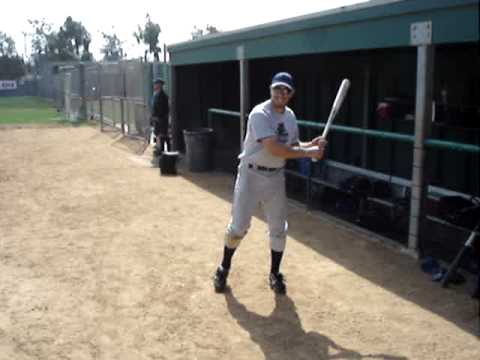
[276,123,289,144]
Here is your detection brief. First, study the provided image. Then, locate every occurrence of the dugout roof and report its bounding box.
[168,0,479,66]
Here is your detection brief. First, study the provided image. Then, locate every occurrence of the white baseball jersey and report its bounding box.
[239,99,299,168]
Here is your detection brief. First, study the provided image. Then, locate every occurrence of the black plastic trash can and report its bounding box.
[183,128,214,172]
[160,151,179,175]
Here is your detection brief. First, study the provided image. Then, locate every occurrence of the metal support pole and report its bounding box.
[361,61,371,168]
[239,58,249,150]
[408,44,435,253]
[170,66,178,151]
[79,63,87,121]
[207,111,212,129]
[98,64,104,132]
[64,73,71,121]
[120,62,126,134]
[141,61,152,137]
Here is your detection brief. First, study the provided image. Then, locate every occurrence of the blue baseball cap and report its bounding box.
[270,72,294,91]
[154,78,165,85]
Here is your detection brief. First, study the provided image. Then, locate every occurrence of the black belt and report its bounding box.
[248,164,282,172]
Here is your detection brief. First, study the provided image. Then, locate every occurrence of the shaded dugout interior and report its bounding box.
[173,43,479,196]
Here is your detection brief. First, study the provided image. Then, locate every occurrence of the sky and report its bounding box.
[2,0,366,61]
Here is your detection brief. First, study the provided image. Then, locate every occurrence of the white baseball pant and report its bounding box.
[225,162,288,252]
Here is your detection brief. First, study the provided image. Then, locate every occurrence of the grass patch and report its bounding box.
[0,96,67,125]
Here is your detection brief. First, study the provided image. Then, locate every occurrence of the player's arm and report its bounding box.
[261,137,325,160]
[292,136,327,149]
[290,121,327,149]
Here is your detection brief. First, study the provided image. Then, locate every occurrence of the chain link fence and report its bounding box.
[84,63,100,122]
[37,61,69,111]
[99,62,123,129]
[37,60,168,139]
[123,60,152,137]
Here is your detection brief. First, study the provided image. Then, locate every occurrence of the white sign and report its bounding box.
[0,80,17,90]
[410,21,432,46]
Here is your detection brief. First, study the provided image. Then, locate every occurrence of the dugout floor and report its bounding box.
[0,125,478,360]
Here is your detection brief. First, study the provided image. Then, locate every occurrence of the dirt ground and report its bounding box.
[0,125,478,360]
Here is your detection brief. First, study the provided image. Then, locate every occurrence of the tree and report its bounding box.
[206,25,219,35]
[62,16,91,59]
[191,24,220,40]
[28,17,93,61]
[0,32,16,56]
[133,14,161,62]
[0,56,25,79]
[101,32,124,61]
[81,34,93,61]
[28,19,52,55]
[0,32,25,79]
[191,26,203,40]
[45,28,76,61]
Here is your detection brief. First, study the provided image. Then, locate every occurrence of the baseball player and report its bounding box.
[150,78,170,157]
[213,72,327,294]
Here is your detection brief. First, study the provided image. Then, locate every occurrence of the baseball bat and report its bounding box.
[322,78,351,139]
[441,223,479,287]
[312,79,351,161]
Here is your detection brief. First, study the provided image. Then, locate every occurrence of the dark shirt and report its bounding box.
[152,90,169,119]
[151,90,169,135]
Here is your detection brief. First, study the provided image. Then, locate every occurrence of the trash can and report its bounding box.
[160,151,179,175]
[183,128,214,172]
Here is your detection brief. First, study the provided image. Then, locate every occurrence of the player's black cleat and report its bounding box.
[269,272,286,295]
[213,267,229,293]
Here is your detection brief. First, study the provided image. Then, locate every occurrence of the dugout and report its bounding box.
[167,0,480,259]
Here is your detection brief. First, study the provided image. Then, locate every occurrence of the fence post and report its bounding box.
[408,44,435,255]
[79,63,87,121]
[98,63,104,132]
[145,62,153,135]
[170,65,178,151]
[120,62,126,135]
[238,46,249,150]
[64,72,71,121]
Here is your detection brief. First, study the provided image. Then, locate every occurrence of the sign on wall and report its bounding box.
[0,80,18,90]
